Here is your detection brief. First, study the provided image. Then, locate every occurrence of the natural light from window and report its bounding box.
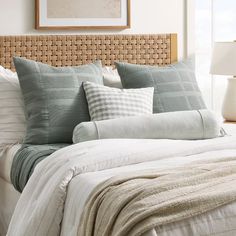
[195,0,236,113]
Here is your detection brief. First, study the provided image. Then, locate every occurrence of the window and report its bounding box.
[195,0,236,112]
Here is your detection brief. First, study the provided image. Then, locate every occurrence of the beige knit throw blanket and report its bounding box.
[78,157,236,236]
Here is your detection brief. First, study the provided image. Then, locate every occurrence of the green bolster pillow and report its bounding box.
[73,110,221,143]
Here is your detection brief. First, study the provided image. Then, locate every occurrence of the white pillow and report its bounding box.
[102,66,122,89]
[0,66,26,145]
[73,110,221,143]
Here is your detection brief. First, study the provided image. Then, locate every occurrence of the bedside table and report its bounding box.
[223,121,236,136]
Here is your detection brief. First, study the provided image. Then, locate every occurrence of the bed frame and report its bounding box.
[0,34,177,70]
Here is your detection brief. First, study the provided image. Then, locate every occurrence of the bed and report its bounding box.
[0,33,177,236]
[0,145,21,236]
[3,137,236,236]
[1,34,236,236]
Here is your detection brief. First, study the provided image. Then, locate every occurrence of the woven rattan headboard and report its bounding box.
[0,34,177,70]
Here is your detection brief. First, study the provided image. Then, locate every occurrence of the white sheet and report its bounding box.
[7,135,236,236]
[0,177,20,236]
[224,123,236,136]
[0,144,21,183]
[0,145,21,236]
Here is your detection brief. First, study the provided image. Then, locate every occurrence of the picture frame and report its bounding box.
[35,0,131,30]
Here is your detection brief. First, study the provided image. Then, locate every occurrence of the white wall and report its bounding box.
[186,0,195,57]
[0,0,186,58]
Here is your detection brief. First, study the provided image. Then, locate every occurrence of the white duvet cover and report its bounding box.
[7,136,236,236]
[0,178,20,236]
[0,144,21,183]
[0,145,21,236]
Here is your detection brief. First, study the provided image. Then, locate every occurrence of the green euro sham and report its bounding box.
[116,60,206,113]
[14,57,103,144]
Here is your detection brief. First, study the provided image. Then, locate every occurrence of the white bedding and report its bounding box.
[0,177,20,236]
[0,145,21,236]
[7,135,236,236]
[62,148,236,236]
[0,144,21,183]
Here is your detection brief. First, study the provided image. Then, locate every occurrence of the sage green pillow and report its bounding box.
[116,60,206,113]
[13,57,103,144]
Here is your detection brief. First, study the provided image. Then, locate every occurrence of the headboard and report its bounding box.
[0,34,177,70]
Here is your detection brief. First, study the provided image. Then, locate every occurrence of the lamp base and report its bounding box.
[222,77,236,121]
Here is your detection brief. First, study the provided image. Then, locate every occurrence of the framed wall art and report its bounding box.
[35,0,131,30]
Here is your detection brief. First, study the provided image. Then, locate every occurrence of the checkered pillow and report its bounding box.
[83,81,154,121]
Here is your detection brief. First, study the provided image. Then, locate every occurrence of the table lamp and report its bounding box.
[210,42,236,121]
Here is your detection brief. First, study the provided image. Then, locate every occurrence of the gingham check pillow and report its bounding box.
[83,81,154,121]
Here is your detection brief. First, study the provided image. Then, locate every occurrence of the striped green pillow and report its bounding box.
[116,60,206,113]
[14,57,103,144]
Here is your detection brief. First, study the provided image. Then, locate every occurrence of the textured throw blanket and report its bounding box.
[79,158,236,236]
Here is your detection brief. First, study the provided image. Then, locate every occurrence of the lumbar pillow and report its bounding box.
[13,57,103,144]
[83,81,154,121]
[73,110,221,143]
[116,59,206,113]
[0,66,26,146]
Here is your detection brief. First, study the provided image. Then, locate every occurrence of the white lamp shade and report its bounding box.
[210,42,236,76]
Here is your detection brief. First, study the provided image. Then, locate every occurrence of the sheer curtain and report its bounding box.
[195,0,236,113]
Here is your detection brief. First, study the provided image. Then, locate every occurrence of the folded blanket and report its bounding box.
[11,144,67,192]
[78,158,236,236]
[73,109,221,143]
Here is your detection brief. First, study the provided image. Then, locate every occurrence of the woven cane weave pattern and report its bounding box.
[0,34,176,70]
